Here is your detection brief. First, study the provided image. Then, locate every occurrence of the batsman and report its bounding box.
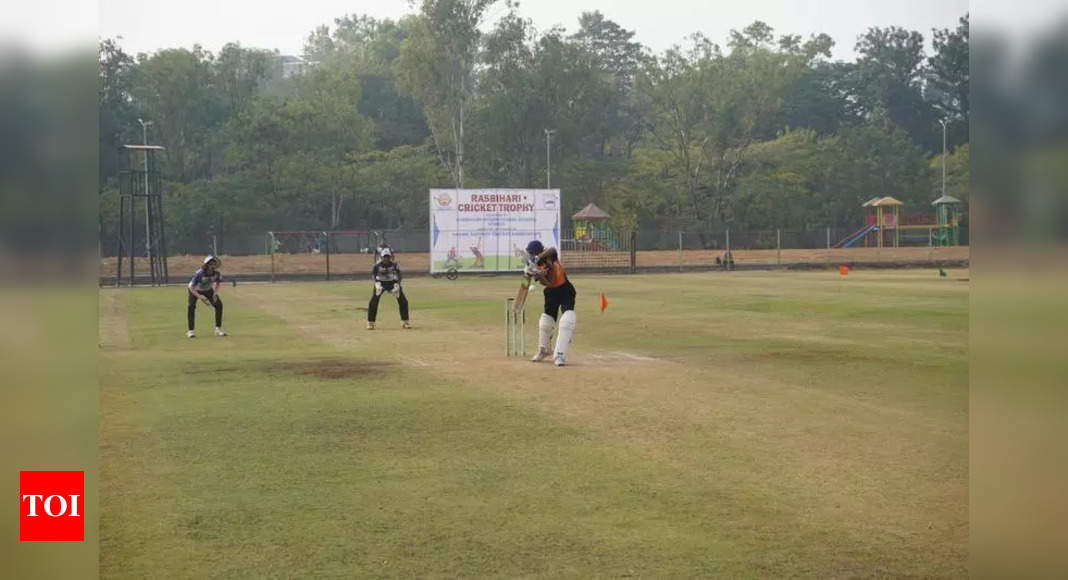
[519,240,576,366]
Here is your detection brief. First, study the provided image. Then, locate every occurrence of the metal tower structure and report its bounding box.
[116,144,169,286]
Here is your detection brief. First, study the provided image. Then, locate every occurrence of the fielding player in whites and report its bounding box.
[525,240,576,366]
[187,255,227,338]
[367,247,411,330]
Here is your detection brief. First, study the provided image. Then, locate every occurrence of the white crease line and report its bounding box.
[610,351,658,361]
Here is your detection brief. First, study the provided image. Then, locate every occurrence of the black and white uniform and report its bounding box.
[367,260,409,322]
[187,268,223,330]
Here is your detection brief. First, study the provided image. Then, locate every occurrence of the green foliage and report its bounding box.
[927,14,969,147]
[930,143,969,202]
[98,7,970,250]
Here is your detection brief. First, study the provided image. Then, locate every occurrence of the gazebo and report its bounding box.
[571,203,614,249]
[932,194,962,246]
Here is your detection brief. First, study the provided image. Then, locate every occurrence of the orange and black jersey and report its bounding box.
[535,247,575,318]
[536,248,568,288]
[542,260,567,288]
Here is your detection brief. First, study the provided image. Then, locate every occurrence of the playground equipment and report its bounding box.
[932,195,963,246]
[867,196,903,248]
[834,224,879,249]
[571,203,617,250]
[834,195,962,248]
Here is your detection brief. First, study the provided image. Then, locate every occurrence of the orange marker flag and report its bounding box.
[600,293,609,312]
[839,265,849,276]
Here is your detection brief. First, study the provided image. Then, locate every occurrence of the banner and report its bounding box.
[430,189,561,273]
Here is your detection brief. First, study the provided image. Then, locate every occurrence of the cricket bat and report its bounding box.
[513,274,531,312]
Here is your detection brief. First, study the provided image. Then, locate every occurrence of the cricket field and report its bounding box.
[99,270,968,577]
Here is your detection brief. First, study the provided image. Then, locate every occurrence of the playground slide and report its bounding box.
[833,225,878,249]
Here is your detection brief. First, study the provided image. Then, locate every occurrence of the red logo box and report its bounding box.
[20,471,84,541]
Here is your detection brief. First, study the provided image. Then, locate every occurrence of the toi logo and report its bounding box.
[20,471,84,541]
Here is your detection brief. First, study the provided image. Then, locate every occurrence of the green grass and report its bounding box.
[100,269,968,578]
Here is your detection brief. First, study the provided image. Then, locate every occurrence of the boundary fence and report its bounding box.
[99,227,969,285]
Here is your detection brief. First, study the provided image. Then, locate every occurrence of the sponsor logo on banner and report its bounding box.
[543,194,557,209]
[20,471,84,541]
[435,192,453,207]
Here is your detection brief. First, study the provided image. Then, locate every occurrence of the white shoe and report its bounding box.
[187,330,195,338]
[530,347,551,362]
[402,321,412,329]
[366,321,375,330]
[554,353,565,367]
[214,327,228,337]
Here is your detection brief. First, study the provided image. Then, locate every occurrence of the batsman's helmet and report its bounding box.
[525,240,544,256]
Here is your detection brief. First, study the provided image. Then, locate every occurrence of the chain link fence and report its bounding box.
[99,226,969,284]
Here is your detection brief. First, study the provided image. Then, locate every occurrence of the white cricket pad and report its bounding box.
[538,313,555,351]
[554,310,576,357]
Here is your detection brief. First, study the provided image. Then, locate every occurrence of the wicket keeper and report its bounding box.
[187,255,227,338]
[525,240,576,366]
[367,247,411,330]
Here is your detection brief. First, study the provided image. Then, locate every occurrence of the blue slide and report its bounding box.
[834,225,878,248]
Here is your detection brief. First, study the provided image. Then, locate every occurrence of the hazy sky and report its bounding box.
[94,0,968,62]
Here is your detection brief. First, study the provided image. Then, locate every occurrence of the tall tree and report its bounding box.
[635,23,830,230]
[131,46,221,182]
[214,43,273,117]
[396,0,496,187]
[851,26,939,151]
[569,11,645,156]
[927,13,969,147]
[99,39,137,187]
[302,15,429,149]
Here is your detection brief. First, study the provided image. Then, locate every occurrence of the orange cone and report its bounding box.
[600,293,609,313]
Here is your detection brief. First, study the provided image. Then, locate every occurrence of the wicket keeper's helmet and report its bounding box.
[203,255,220,268]
[525,240,544,256]
[379,247,394,259]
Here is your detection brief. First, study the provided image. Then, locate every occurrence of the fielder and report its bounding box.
[187,255,227,338]
[524,240,576,366]
[366,247,411,330]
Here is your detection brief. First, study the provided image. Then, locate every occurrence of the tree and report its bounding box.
[929,143,969,203]
[98,6,972,251]
[99,39,137,187]
[214,43,273,117]
[635,23,830,230]
[285,62,374,229]
[131,46,221,182]
[635,35,721,229]
[349,145,450,227]
[301,15,429,149]
[470,7,542,186]
[820,120,930,225]
[569,11,645,156]
[851,26,939,151]
[927,14,969,147]
[732,129,829,229]
[395,0,497,187]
